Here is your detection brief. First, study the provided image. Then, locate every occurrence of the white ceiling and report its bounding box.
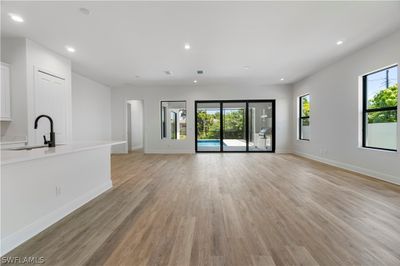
[2,1,400,88]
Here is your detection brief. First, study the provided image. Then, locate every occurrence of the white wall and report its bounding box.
[111,84,293,154]
[128,100,143,150]
[71,73,111,141]
[0,38,72,145]
[25,39,72,145]
[292,30,400,184]
[0,38,27,139]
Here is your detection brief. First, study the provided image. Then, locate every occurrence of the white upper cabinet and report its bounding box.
[1,62,11,121]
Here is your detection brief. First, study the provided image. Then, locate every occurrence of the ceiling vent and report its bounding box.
[164,70,172,75]
[197,70,204,75]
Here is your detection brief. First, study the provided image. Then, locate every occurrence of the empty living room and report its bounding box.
[1,1,399,265]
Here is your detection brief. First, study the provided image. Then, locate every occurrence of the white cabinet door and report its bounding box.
[34,70,67,144]
[1,62,11,121]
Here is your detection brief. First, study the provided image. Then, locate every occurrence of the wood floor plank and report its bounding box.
[3,152,400,266]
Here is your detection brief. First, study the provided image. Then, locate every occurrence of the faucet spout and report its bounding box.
[34,115,55,147]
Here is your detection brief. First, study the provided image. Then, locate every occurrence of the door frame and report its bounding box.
[195,99,276,153]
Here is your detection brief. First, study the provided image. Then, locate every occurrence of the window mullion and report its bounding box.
[365,106,397,113]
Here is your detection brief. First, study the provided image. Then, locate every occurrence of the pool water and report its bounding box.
[197,140,225,147]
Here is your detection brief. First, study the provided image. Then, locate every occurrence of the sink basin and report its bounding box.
[6,144,64,151]
[7,145,48,151]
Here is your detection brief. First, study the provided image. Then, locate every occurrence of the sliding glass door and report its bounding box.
[195,100,275,152]
[196,102,221,152]
[222,102,247,151]
[248,101,274,151]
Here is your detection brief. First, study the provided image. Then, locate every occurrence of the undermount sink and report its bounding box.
[7,144,64,151]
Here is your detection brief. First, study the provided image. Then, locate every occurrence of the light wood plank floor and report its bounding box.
[5,152,400,266]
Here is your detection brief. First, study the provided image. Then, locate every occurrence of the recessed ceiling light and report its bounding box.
[184,43,191,50]
[79,8,90,15]
[65,46,76,53]
[280,78,285,81]
[8,13,24,23]
[336,40,344,46]
[193,80,198,84]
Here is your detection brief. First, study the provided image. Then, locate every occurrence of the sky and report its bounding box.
[366,66,397,105]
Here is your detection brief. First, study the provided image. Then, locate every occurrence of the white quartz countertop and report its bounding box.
[1,141,126,166]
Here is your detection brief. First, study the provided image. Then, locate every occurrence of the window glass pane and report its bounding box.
[366,66,398,109]
[365,110,397,150]
[299,94,310,140]
[248,102,273,151]
[300,118,310,140]
[196,102,221,151]
[222,102,246,151]
[388,66,398,87]
[179,110,187,139]
[301,95,310,117]
[161,101,186,140]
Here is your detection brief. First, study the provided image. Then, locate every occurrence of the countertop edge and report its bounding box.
[1,141,126,166]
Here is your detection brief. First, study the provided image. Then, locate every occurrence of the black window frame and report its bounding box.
[299,94,310,141]
[362,65,398,152]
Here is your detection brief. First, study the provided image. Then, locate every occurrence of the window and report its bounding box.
[362,65,398,151]
[299,94,310,140]
[161,101,187,140]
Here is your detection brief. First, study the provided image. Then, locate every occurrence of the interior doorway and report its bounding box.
[195,100,275,152]
[126,100,144,152]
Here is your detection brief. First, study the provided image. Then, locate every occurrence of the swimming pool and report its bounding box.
[197,140,225,147]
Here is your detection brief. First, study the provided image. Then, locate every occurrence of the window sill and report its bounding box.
[358,146,397,153]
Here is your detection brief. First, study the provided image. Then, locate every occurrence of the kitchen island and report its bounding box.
[1,141,125,255]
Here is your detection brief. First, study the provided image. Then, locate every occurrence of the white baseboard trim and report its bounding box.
[111,146,126,154]
[275,149,292,154]
[293,151,400,186]
[1,180,112,256]
[131,145,143,151]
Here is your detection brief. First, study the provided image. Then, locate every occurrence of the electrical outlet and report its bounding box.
[55,186,61,197]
